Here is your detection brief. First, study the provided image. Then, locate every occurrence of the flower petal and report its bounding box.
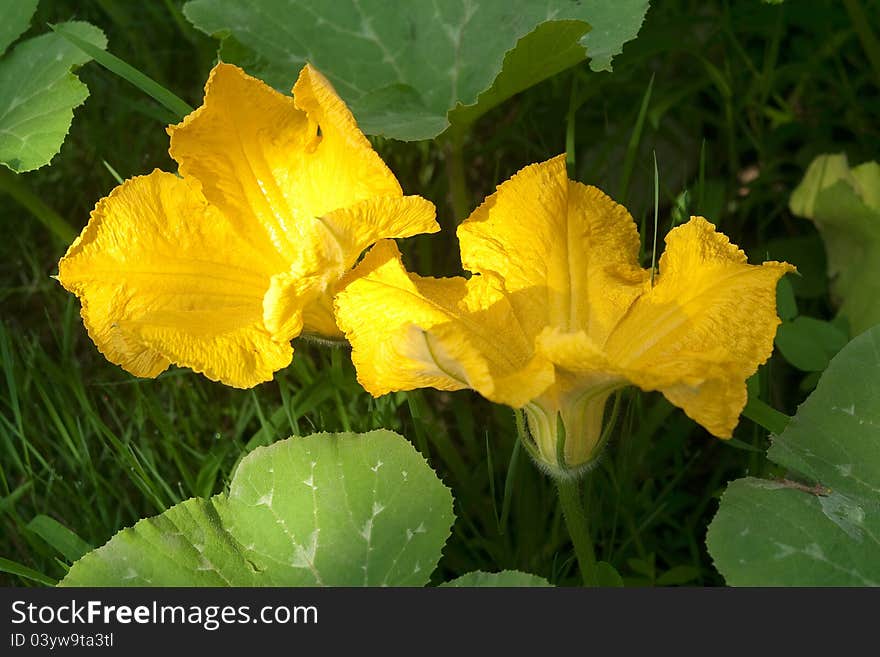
[334,240,554,407]
[535,327,616,381]
[317,195,439,270]
[168,63,401,265]
[263,270,325,343]
[564,181,651,343]
[291,64,403,212]
[604,217,795,436]
[261,194,438,340]
[167,63,307,264]
[458,155,648,342]
[58,171,292,388]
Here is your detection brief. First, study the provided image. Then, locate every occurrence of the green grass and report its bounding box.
[1,0,878,587]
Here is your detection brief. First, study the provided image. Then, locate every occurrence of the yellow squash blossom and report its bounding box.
[58,63,438,388]
[335,155,794,475]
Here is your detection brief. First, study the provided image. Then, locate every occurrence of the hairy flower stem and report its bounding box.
[556,476,598,586]
[515,407,599,585]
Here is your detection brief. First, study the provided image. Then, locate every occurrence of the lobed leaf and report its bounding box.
[441,570,551,587]
[0,0,38,57]
[61,430,455,586]
[707,326,880,586]
[183,0,649,140]
[0,21,107,172]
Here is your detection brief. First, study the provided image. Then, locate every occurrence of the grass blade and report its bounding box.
[26,515,92,562]
[102,160,124,185]
[565,74,578,176]
[618,73,654,203]
[500,438,521,535]
[742,396,790,435]
[486,433,500,529]
[0,557,56,586]
[51,23,194,121]
[842,0,880,88]
[650,150,659,286]
[0,167,76,244]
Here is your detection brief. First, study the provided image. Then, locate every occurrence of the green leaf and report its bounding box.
[655,565,700,586]
[441,570,551,587]
[789,153,880,334]
[0,21,107,172]
[26,514,92,563]
[61,430,454,586]
[446,19,591,130]
[707,326,880,586]
[592,561,624,587]
[775,277,797,322]
[627,556,654,579]
[0,0,38,56]
[764,234,828,299]
[774,316,848,372]
[183,0,649,140]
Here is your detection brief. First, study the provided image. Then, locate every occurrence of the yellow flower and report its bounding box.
[335,155,794,474]
[58,63,438,388]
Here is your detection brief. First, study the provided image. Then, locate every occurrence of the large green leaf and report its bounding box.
[0,0,38,57]
[441,570,551,587]
[789,153,880,335]
[774,316,848,372]
[61,430,455,586]
[183,0,649,140]
[0,21,106,173]
[707,326,880,586]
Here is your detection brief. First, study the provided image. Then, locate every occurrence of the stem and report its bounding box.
[444,126,470,225]
[514,408,599,585]
[296,333,350,348]
[556,476,597,586]
[0,168,76,244]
